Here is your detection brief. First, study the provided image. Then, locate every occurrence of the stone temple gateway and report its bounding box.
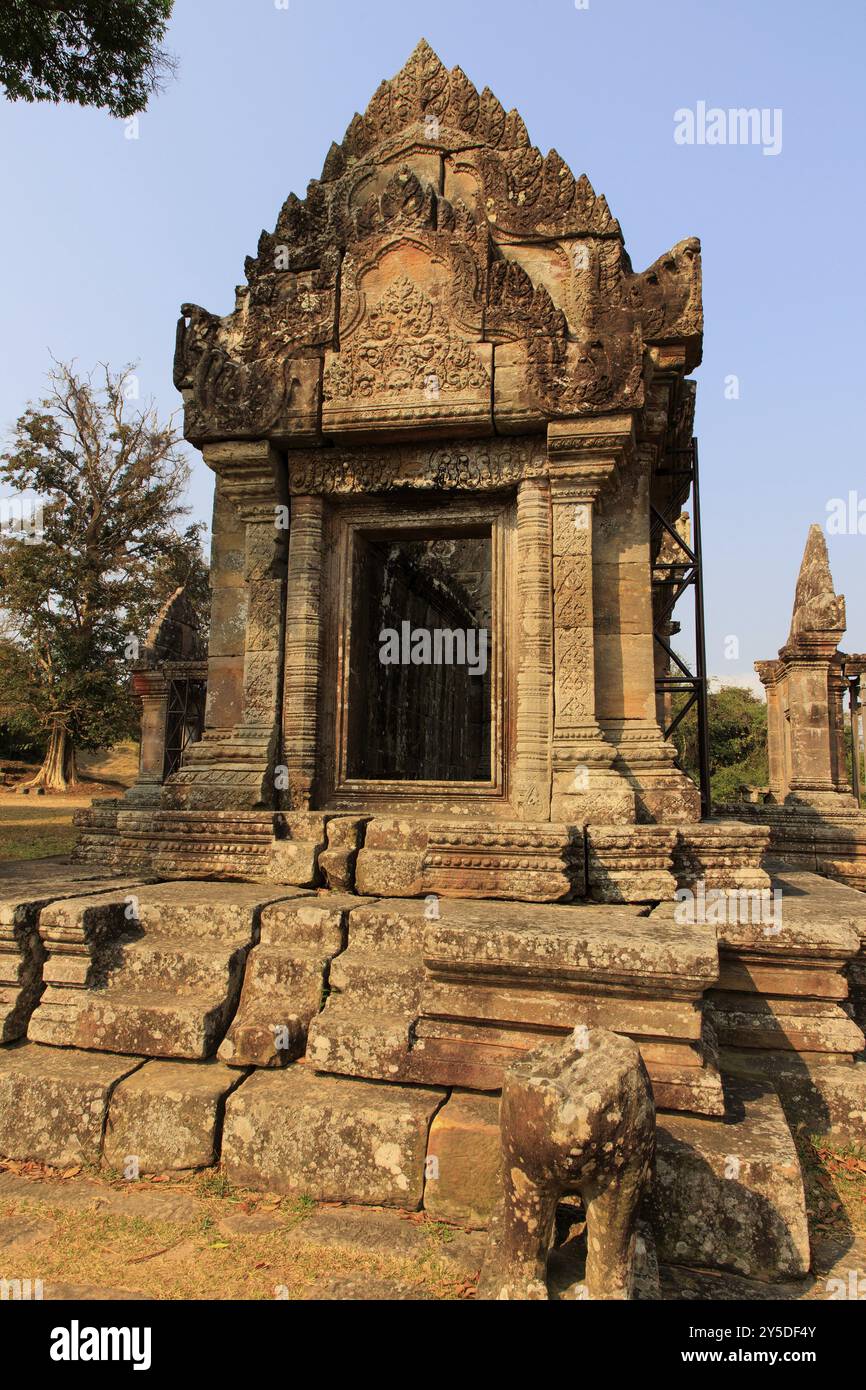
[2,43,866,1298]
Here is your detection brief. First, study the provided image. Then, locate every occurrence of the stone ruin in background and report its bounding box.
[1,42,865,1300]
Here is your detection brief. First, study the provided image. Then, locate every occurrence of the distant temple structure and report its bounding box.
[750,524,866,891]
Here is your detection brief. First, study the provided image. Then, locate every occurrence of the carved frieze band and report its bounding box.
[286,437,547,496]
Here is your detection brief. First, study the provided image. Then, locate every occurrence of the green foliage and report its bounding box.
[671,684,769,807]
[0,1,176,117]
[0,360,208,770]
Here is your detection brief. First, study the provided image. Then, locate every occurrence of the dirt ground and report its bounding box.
[1,1136,864,1301]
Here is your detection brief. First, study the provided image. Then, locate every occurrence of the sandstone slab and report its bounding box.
[722,1049,866,1143]
[0,1043,142,1167]
[648,1077,810,1282]
[222,1067,445,1207]
[424,1089,501,1228]
[104,1058,244,1172]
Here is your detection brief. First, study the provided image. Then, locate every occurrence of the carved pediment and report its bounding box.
[175,39,702,445]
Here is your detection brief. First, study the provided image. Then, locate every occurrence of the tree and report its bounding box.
[0,360,207,792]
[0,1,176,118]
[671,684,769,807]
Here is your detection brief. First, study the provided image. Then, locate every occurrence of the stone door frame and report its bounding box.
[316,492,515,814]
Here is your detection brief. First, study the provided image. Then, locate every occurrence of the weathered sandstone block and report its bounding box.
[0,1043,142,1167]
[648,1078,810,1282]
[723,1050,866,1144]
[424,1089,501,1228]
[221,1067,445,1207]
[104,1059,244,1172]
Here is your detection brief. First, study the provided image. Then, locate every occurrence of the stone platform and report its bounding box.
[307,895,724,1114]
[0,864,863,1292]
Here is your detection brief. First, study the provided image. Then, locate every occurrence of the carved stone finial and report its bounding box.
[788,524,846,643]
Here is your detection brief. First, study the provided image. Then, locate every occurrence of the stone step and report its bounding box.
[307,1006,419,1082]
[29,986,242,1059]
[30,882,314,1060]
[328,950,423,1013]
[221,1066,445,1207]
[646,1076,811,1283]
[0,1043,142,1166]
[218,895,362,1068]
[97,937,249,996]
[722,1048,866,1143]
[708,992,864,1056]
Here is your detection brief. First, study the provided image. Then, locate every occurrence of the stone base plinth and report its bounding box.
[355,819,585,903]
[308,897,723,1115]
[735,804,866,894]
[586,826,678,903]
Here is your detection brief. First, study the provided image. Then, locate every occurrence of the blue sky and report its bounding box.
[1,0,863,683]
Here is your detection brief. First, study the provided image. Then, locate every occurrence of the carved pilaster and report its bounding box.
[282,495,325,810]
[513,480,553,820]
[166,441,288,811]
[548,418,635,824]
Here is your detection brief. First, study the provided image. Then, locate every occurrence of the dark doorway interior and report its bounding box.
[347,531,492,781]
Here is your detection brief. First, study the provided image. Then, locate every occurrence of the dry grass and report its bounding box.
[799,1133,866,1239]
[0,1164,478,1301]
[0,805,77,860]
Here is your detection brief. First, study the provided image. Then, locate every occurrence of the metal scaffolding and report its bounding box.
[651,437,712,819]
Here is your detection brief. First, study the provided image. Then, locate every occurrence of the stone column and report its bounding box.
[513,479,553,820]
[782,650,839,803]
[829,663,851,794]
[756,660,787,800]
[282,495,325,810]
[125,669,169,806]
[166,441,288,810]
[548,422,634,825]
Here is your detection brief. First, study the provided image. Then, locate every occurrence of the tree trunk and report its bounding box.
[24,719,79,793]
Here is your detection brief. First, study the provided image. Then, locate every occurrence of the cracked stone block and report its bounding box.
[221,1066,445,1207]
[104,1059,244,1173]
[424,1089,501,1228]
[647,1077,810,1283]
[0,1043,141,1167]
